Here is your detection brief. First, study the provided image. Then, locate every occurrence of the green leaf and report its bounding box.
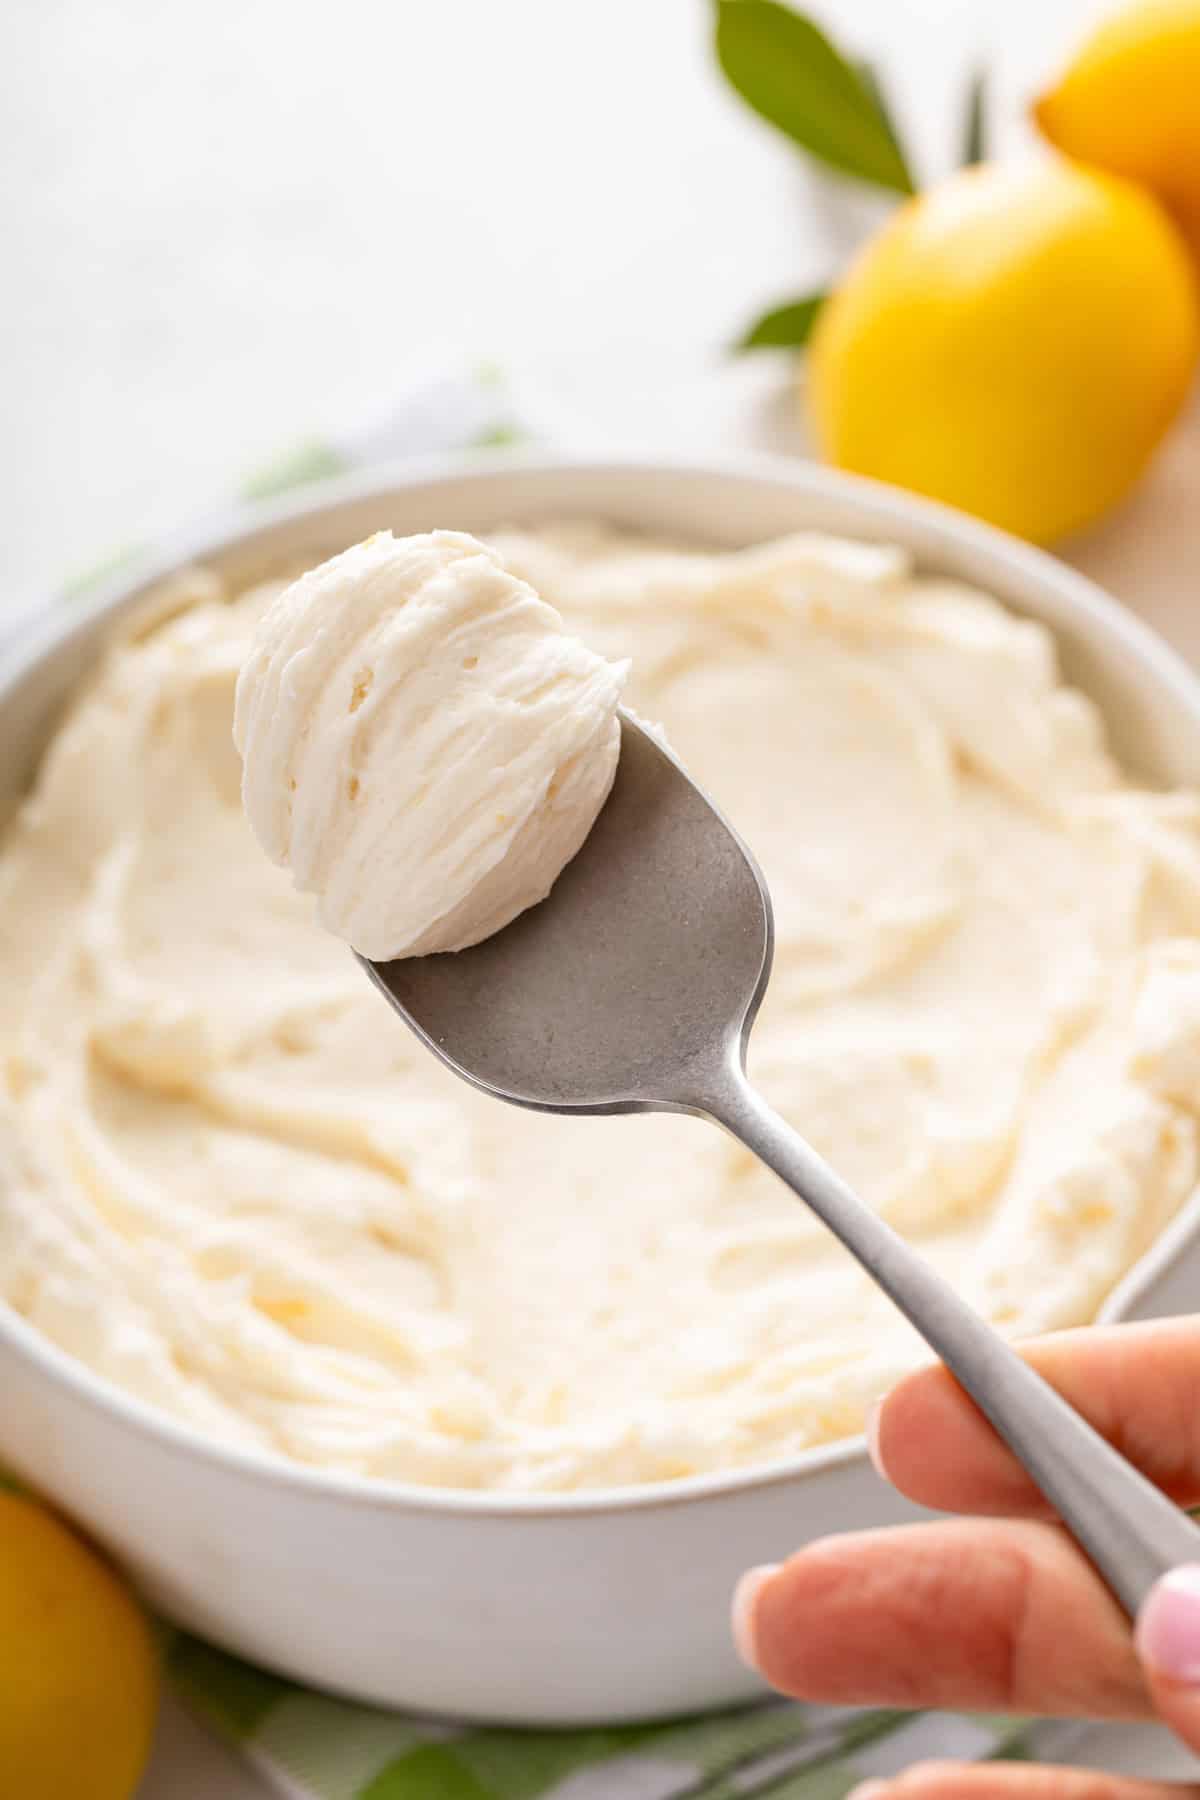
[735,291,827,351]
[714,0,915,194]
[961,65,987,167]
[856,59,911,184]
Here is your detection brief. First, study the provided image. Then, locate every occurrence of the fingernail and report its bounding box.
[865,1399,886,1479]
[732,1563,779,1670]
[1136,1565,1200,1682]
[846,1784,891,1800]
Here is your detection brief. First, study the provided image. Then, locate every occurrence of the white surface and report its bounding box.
[4,0,1200,1791]
[0,0,1106,612]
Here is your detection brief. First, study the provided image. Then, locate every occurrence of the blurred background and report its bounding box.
[2,0,1110,610]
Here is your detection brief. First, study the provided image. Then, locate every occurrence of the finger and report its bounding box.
[1138,1566,1200,1757]
[848,1760,1200,1800]
[734,1516,1146,1716]
[871,1320,1200,1518]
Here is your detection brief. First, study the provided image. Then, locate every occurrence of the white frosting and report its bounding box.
[234,530,626,960]
[1,524,1199,1491]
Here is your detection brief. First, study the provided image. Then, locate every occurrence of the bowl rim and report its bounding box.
[5,445,1200,1520]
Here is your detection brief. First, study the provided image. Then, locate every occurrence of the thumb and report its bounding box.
[1135,1565,1200,1753]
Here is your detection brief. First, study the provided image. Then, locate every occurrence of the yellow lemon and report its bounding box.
[0,1489,159,1799]
[807,159,1199,543]
[1035,0,1200,260]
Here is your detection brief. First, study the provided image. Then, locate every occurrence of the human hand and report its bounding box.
[732,1319,1200,1798]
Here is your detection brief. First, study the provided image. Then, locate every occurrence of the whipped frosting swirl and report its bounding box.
[1,525,1199,1491]
[234,529,627,960]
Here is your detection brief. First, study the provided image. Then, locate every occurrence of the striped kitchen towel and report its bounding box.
[168,1631,1039,1800]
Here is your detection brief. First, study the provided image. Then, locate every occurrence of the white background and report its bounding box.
[1,0,1098,609]
[4,1,1200,1791]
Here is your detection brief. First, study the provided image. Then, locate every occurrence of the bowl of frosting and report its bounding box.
[2,452,1200,1723]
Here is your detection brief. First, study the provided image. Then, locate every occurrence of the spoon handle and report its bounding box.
[706,1068,1200,1619]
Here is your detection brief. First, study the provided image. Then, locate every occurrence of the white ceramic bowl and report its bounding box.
[3,454,1200,1726]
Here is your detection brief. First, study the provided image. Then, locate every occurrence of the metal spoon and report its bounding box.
[361,712,1200,1618]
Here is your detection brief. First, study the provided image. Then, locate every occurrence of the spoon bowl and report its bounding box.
[361,714,772,1114]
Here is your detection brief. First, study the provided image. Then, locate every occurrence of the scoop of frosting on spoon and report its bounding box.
[234,528,628,961]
